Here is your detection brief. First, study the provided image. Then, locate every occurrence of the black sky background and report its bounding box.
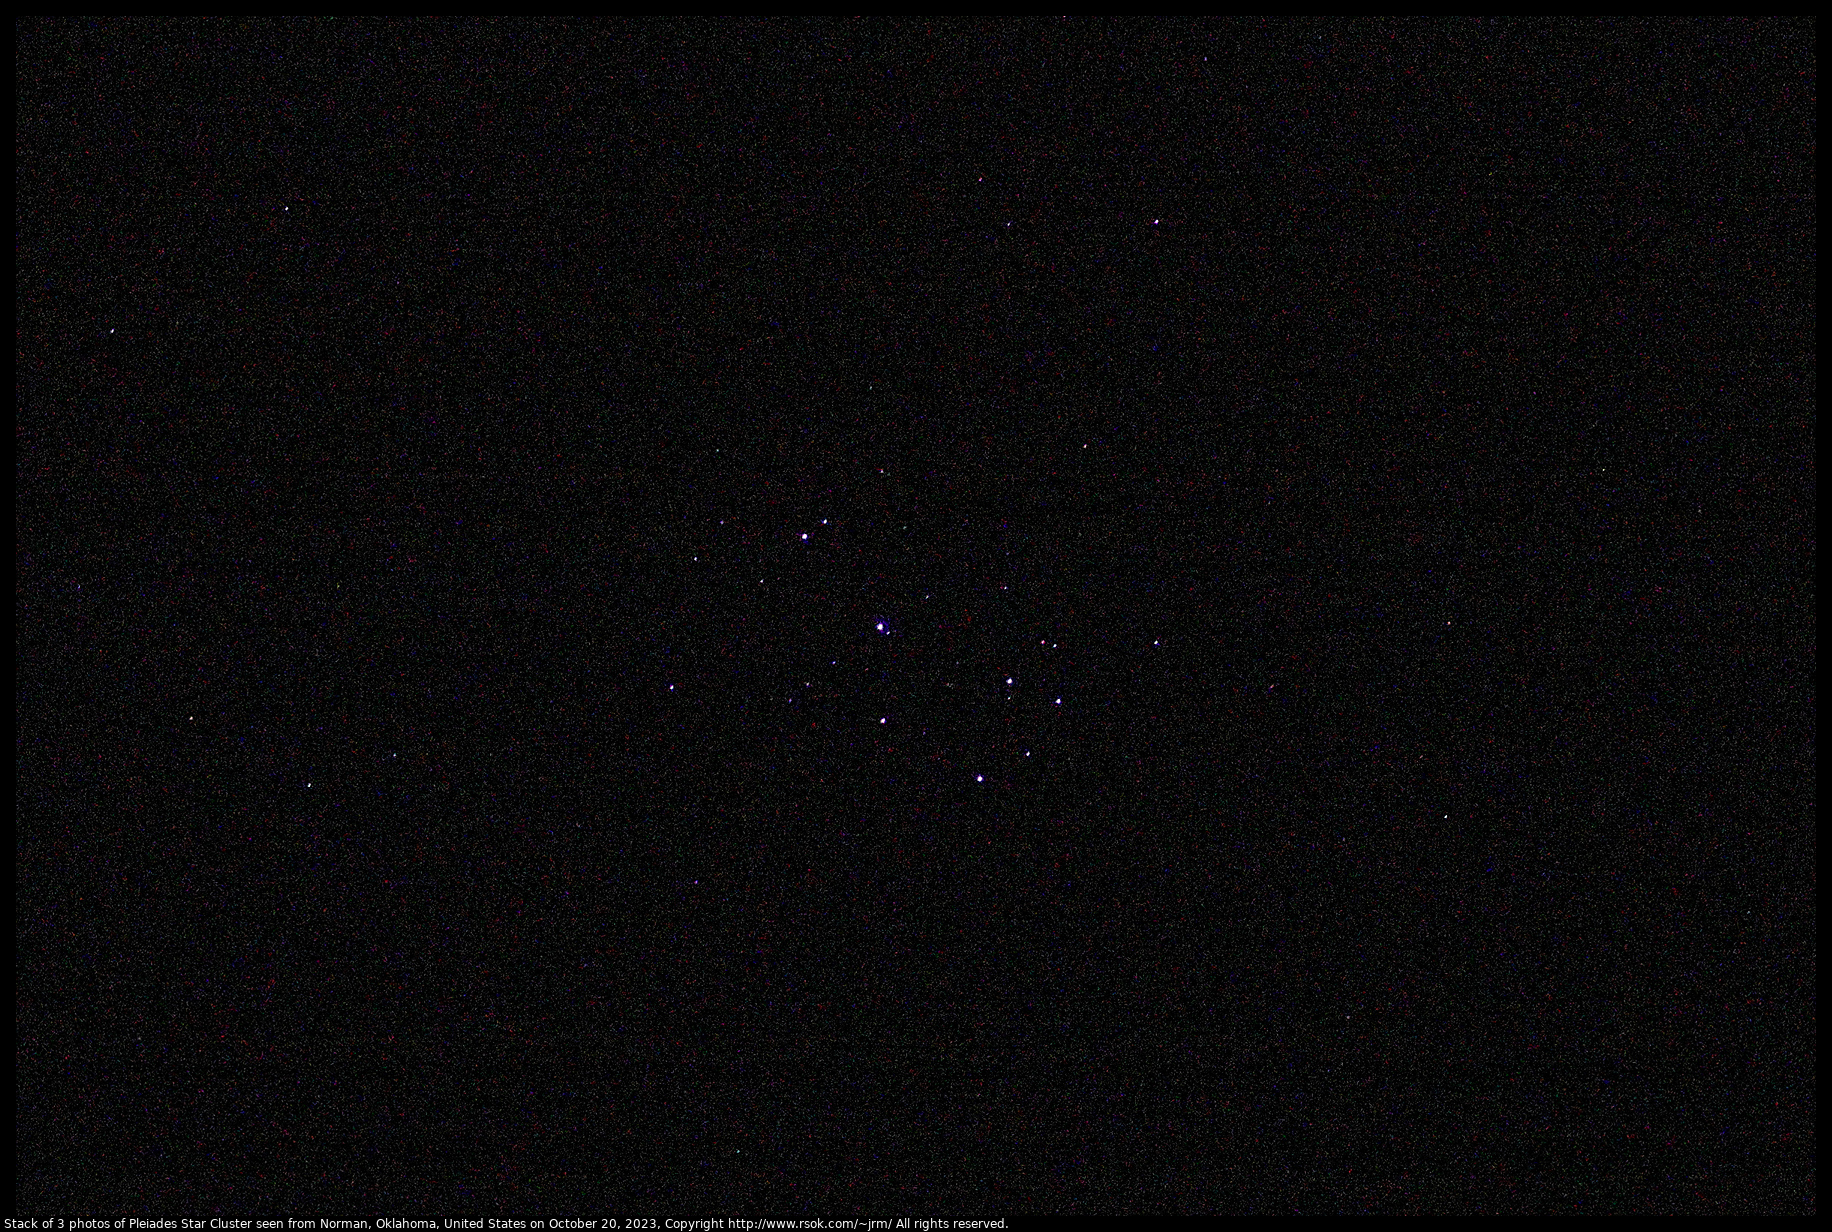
[17,18,1814,1215]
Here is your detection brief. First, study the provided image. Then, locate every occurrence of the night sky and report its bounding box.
[17,19,1814,1216]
